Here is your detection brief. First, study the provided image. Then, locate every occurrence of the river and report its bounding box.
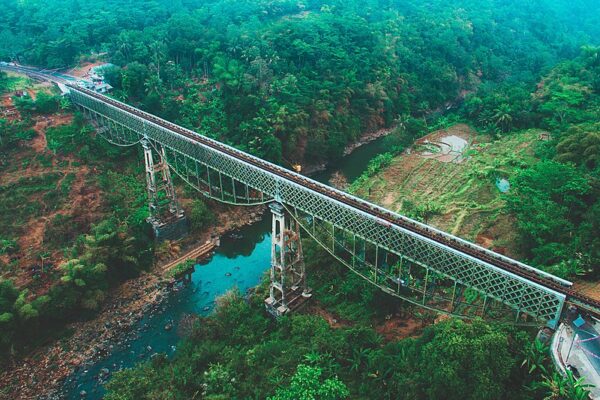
[61,136,386,399]
[314,135,389,184]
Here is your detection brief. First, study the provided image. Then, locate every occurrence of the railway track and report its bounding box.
[66,83,599,317]
[5,63,594,317]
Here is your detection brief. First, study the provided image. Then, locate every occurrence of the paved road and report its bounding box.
[553,322,600,398]
[573,320,600,375]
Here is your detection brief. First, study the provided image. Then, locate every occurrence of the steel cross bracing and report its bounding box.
[68,86,567,327]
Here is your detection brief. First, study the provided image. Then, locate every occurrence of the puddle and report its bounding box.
[496,178,510,193]
[419,134,468,163]
[439,135,468,153]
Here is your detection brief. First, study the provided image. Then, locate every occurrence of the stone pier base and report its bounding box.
[149,215,188,242]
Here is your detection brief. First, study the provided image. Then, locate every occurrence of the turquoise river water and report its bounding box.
[62,135,388,399]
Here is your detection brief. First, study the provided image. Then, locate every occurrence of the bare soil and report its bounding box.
[308,303,351,329]
[67,61,106,79]
[308,302,424,342]
[572,281,600,303]
[1,110,100,292]
[376,316,422,341]
[0,204,266,400]
[30,114,73,153]
[0,80,272,399]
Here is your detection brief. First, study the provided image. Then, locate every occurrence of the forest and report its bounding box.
[2,0,600,164]
[1,0,599,399]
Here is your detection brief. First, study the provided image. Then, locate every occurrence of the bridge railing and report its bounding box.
[68,85,566,327]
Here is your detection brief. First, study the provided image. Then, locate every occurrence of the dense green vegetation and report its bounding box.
[0,214,152,362]
[492,51,600,277]
[1,0,599,398]
[2,0,600,164]
[189,198,215,233]
[0,71,154,361]
[103,274,578,400]
[102,241,595,399]
[349,48,600,279]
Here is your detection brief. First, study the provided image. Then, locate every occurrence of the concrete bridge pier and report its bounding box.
[265,202,312,317]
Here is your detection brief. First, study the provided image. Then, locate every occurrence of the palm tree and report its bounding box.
[59,96,71,110]
[149,40,167,79]
[116,32,133,62]
[347,347,369,373]
[492,104,514,132]
[145,74,164,97]
[581,45,600,68]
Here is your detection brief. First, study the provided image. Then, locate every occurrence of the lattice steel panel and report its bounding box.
[69,87,566,327]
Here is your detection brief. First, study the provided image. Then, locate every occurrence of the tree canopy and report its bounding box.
[2,0,600,163]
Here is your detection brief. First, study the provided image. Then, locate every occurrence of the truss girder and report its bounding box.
[69,88,566,327]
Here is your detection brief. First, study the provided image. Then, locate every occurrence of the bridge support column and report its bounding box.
[142,136,188,241]
[265,202,311,317]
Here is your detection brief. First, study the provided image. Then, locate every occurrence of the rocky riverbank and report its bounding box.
[0,205,266,400]
[302,125,396,175]
[342,126,396,156]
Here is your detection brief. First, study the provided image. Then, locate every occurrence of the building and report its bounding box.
[76,63,114,93]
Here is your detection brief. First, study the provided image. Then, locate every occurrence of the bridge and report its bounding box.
[4,64,599,327]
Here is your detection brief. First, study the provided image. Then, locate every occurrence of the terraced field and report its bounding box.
[353,124,547,259]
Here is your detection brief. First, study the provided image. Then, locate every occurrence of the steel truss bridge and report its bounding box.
[7,62,597,327]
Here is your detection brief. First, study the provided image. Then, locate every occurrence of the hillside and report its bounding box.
[2,0,600,166]
[0,70,271,397]
[350,49,600,282]
[0,74,103,291]
[351,124,547,259]
[0,1,599,399]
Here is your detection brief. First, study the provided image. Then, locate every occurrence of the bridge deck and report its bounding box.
[6,64,591,326]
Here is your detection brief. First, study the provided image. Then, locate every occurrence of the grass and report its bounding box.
[351,125,544,256]
[2,73,32,92]
[166,259,195,278]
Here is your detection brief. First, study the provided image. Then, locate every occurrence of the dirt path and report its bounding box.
[31,118,49,152]
[67,61,106,78]
[1,113,74,186]
[31,114,73,153]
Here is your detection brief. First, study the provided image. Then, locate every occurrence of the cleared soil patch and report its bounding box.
[309,302,352,329]
[376,316,423,341]
[308,302,422,341]
[416,123,471,163]
[0,105,101,293]
[30,114,73,153]
[67,61,107,78]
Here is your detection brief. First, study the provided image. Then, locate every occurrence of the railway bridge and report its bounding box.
[4,64,599,327]
[68,83,600,327]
